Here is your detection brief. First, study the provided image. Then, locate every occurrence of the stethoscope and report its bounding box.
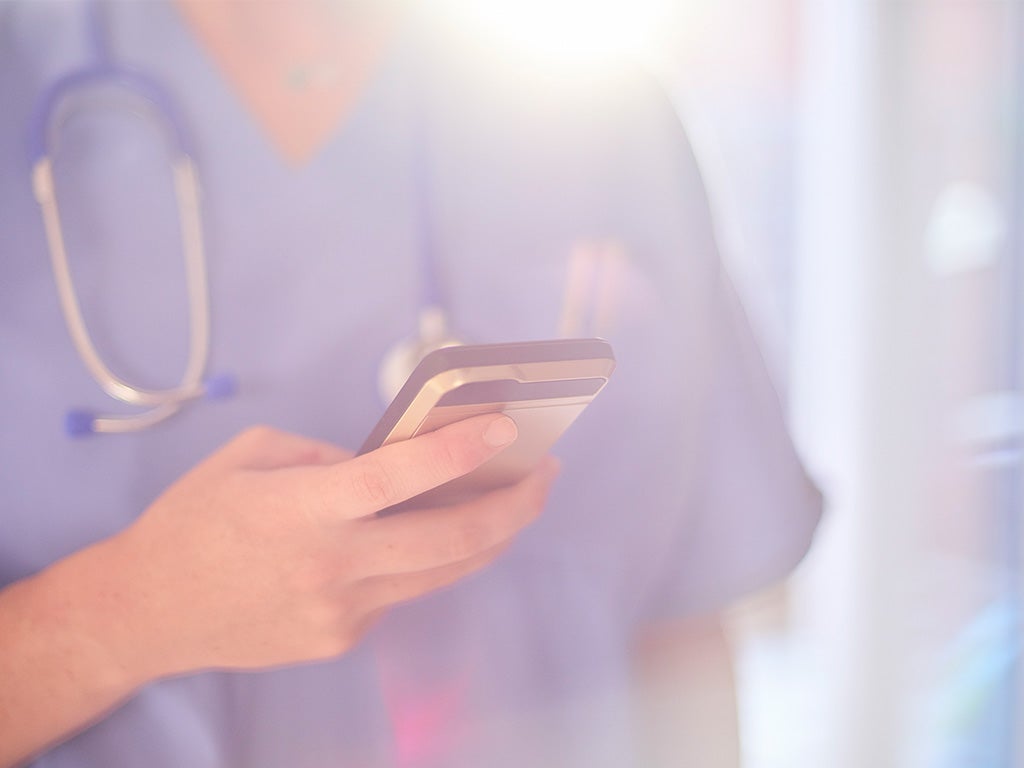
[32,1,623,438]
[30,0,464,437]
[30,0,240,436]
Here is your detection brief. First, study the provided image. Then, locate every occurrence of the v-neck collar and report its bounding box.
[172,1,406,167]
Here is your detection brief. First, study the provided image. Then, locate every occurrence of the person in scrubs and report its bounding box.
[0,2,823,766]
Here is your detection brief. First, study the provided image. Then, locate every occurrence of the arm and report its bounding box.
[0,538,155,768]
[0,414,557,767]
[630,614,741,768]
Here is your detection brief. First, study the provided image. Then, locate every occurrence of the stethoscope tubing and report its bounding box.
[32,154,210,409]
[29,68,196,164]
[30,9,222,434]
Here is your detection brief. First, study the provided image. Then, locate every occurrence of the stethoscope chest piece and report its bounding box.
[378,306,463,405]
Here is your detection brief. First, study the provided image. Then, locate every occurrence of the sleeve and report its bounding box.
[625,78,824,622]
[646,268,823,620]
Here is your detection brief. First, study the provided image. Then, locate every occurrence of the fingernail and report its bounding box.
[483,415,518,447]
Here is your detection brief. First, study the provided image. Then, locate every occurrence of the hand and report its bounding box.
[95,414,558,681]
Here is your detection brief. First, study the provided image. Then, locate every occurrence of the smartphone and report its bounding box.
[359,338,615,511]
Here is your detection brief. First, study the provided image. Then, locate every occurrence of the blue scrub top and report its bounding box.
[0,3,822,766]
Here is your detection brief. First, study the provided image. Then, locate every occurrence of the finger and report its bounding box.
[310,413,520,520]
[218,425,353,471]
[355,541,511,611]
[351,456,560,577]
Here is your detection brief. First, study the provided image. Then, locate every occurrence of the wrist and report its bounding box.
[35,533,168,693]
[0,536,169,765]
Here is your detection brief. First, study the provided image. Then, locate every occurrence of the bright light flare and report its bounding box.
[438,0,673,72]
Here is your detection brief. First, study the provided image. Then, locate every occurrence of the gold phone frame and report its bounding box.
[360,339,615,510]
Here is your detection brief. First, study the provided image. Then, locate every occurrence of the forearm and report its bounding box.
[0,537,156,767]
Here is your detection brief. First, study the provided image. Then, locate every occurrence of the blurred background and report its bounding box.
[447,0,1024,765]
[662,1,1022,766]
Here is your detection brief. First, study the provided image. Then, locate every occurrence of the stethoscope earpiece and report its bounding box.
[202,373,238,401]
[378,307,463,405]
[64,409,98,438]
[64,373,238,437]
